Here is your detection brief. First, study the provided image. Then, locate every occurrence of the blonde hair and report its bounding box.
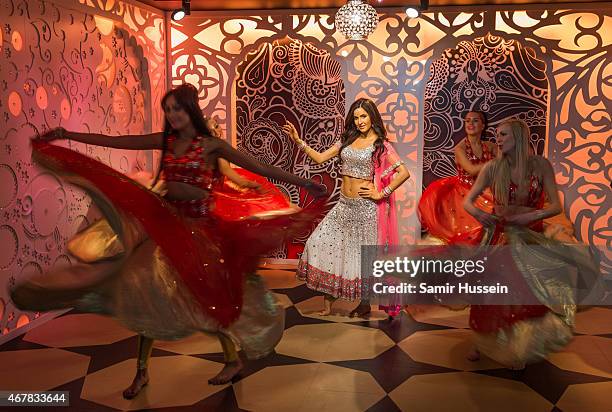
[490,119,531,206]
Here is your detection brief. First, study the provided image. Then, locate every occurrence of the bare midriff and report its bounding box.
[165,181,208,201]
[494,205,536,218]
[340,175,374,198]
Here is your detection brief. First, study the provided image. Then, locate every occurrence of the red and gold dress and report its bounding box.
[212,168,294,221]
[419,138,495,244]
[11,137,321,360]
[468,172,600,368]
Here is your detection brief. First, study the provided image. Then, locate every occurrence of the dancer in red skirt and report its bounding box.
[419,111,497,244]
[463,119,600,368]
[11,84,326,397]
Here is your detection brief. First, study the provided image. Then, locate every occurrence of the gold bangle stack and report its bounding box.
[297,139,309,152]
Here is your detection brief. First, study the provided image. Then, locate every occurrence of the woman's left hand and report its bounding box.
[504,212,537,226]
[358,185,383,200]
[150,179,168,197]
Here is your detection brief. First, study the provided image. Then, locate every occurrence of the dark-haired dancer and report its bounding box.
[11,84,326,397]
[283,98,410,317]
[419,111,497,244]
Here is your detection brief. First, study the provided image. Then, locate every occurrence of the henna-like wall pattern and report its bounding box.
[0,0,166,335]
[2,3,609,335]
[423,34,548,186]
[235,38,345,258]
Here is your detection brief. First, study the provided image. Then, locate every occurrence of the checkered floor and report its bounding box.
[1,264,611,411]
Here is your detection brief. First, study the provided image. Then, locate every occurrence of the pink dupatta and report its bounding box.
[374,141,402,248]
[373,141,403,316]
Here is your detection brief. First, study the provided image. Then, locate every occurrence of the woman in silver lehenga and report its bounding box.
[283,98,410,317]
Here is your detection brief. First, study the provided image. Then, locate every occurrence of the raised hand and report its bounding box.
[281,122,300,143]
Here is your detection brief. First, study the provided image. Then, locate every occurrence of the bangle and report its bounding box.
[382,186,393,197]
[298,140,309,152]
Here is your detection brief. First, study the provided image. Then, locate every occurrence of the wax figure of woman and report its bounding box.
[419,111,497,244]
[283,98,410,318]
[11,84,326,397]
[462,119,600,368]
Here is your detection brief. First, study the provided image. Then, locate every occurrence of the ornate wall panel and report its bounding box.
[169,7,610,271]
[0,0,165,335]
[423,33,548,187]
[235,38,345,258]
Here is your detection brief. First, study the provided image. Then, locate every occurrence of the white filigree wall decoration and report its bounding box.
[169,8,610,270]
[234,38,345,258]
[423,34,548,186]
[0,0,166,335]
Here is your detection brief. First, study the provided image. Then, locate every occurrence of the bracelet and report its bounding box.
[382,186,393,197]
[298,140,309,152]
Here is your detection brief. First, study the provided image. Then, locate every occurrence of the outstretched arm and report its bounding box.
[38,127,164,150]
[211,138,326,196]
[282,122,339,164]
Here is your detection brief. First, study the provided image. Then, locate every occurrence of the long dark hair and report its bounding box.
[339,98,387,167]
[155,84,213,183]
[161,83,211,139]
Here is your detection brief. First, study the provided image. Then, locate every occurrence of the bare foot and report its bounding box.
[317,296,334,316]
[208,359,243,385]
[349,303,371,318]
[123,369,149,399]
[466,347,480,362]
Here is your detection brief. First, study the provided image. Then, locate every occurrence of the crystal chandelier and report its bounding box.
[335,0,379,40]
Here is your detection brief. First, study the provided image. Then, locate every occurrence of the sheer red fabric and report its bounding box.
[419,138,495,244]
[419,176,494,244]
[212,168,292,221]
[31,140,323,327]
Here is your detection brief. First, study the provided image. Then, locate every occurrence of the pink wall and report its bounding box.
[0,0,166,336]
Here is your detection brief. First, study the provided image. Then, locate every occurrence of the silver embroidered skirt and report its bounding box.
[297,194,377,301]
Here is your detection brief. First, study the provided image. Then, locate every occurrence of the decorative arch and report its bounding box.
[422,33,549,187]
[233,37,346,258]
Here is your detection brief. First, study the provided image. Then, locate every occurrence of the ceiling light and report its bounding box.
[406,7,419,18]
[335,0,379,40]
[172,0,190,22]
[171,9,185,21]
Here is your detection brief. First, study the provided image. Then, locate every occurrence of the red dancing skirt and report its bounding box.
[19,140,324,328]
[418,176,493,244]
[212,169,294,221]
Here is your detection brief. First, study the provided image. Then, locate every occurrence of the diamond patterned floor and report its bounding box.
[1,263,611,411]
